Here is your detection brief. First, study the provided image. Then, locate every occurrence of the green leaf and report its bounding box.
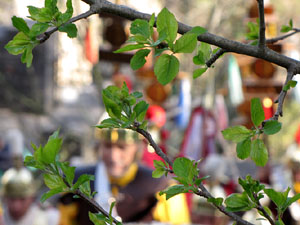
[173,157,197,184]
[263,120,282,135]
[130,19,150,38]
[73,174,94,191]
[225,192,254,212]
[24,155,36,168]
[44,174,67,189]
[27,6,53,23]
[88,212,107,225]
[130,49,151,70]
[285,193,300,210]
[173,33,197,53]
[11,16,30,35]
[131,91,143,99]
[153,160,166,169]
[59,0,73,23]
[152,168,166,178]
[21,44,35,67]
[102,86,122,119]
[58,162,75,186]
[41,187,64,203]
[160,184,189,200]
[45,0,58,15]
[193,51,205,65]
[250,139,268,167]
[96,118,121,128]
[149,13,155,35]
[199,42,211,60]
[133,101,149,122]
[5,32,30,55]
[283,80,297,91]
[208,197,223,207]
[29,22,49,37]
[58,23,77,38]
[251,98,265,127]
[154,54,179,85]
[114,44,145,53]
[280,25,292,33]
[42,130,62,164]
[222,126,254,143]
[264,188,289,208]
[236,138,251,159]
[289,19,293,28]
[193,68,207,79]
[156,8,178,44]
[187,26,207,36]
[79,179,92,197]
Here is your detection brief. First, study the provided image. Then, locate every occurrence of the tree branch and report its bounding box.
[266,28,300,44]
[256,201,275,225]
[135,127,173,167]
[273,66,296,118]
[257,0,266,48]
[206,49,227,68]
[90,0,300,72]
[196,183,254,225]
[39,8,97,44]
[74,190,121,225]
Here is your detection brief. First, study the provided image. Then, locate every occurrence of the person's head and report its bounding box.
[95,128,143,178]
[1,167,36,221]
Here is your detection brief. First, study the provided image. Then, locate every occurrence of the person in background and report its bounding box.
[58,128,190,225]
[0,167,60,225]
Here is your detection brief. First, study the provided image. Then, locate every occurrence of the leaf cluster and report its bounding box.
[24,129,95,202]
[280,19,293,33]
[114,8,209,85]
[222,98,281,166]
[5,0,77,67]
[97,83,149,130]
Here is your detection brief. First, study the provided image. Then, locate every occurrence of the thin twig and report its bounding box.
[74,190,121,225]
[257,0,266,48]
[256,201,275,225]
[206,49,227,67]
[266,28,300,44]
[196,183,255,225]
[135,127,173,167]
[39,9,97,44]
[273,66,296,118]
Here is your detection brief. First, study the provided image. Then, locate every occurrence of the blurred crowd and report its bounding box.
[1,123,300,225]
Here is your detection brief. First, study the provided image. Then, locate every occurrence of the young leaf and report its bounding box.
[11,16,30,35]
[21,43,35,67]
[251,98,265,127]
[130,19,151,39]
[264,188,289,208]
[96,118,121,128]
[193,68,207,79]
[42,130,63,164]
[193,51,205,65]
[45,0,58,16]
[173,157,197,184]
[130,49,151,70]
[280,25,292,33]
[41,187,64,203]
[250,139,268,167]
[225,192,254,212]
[173,33,197,53]
[58,23,77,38]
[88,212,107,225]
[58,162,75,186]
[154,54,179,85]
[156,8,178,44]
[43,174,67,190]
[29,22,49,37]
[27,6,53,23]
[187,26,207,36]
[236,138,251,159]
[73,174,95,190]
[133,101,149,122]
[114,44,145,53]
[263,120,282,135]
[208,197,223,207]
[152,168,166,178]
[159,184,189,200]
[5,32,30,55]
[222,126,254,143]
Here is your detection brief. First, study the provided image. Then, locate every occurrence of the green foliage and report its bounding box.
[280,19,293,33]
[246,20,259,41]
[222,98,281,166]
[114,8,207,85]
[225,192,255,212]
[24,129,94,203]
[5,0,76,67]
[97,83,149,130]
[283,80,297,91]
[152,160,169,178]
